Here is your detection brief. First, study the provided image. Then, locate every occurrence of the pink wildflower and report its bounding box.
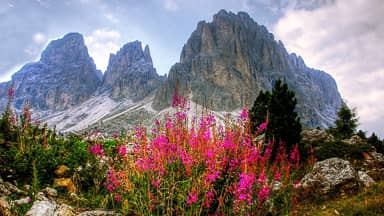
[117,145,127,156]
[257,172,266,184]
[114,194,121,202]
[204,191,214,208]
[258,122,267,132]
[151,179,160,188]
[274,172,282,181]
[257,186,270,202]
[88,143,104,156]
[186,192,198,205]
[238,108,249,120]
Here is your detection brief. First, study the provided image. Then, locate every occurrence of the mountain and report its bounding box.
[0,33,101,111]
[153,10,342,128]
[37,41,163,132]
[0,10,343,132]
[101,41,163,101]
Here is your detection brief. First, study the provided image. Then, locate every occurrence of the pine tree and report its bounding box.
[367,132,384,154]
[249,80,302,157]
[249,90,270,132]
[328,106,358,139]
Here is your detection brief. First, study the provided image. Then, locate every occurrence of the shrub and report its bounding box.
[315,140,372,161]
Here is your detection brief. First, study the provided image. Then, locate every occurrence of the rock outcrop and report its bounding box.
[153,10,343,128]
[0,33,101,111]
[102,41,163,101]
[300,158,358,195]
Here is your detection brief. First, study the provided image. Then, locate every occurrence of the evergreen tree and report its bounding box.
[328,106,358,139]
[367,132,384,154]
[249,90,270,132]
[249,80,302,157]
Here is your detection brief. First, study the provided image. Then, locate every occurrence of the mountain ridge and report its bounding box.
[0,10,343,132]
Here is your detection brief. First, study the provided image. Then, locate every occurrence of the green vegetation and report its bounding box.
[328,105,358,139]
[249,79,302,158]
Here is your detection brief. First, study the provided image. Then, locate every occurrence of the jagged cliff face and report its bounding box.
[153,10,343,128]
[102,41,163,101]
[2,33,102,111]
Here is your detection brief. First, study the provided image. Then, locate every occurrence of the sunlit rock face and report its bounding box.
[153,10,343,128]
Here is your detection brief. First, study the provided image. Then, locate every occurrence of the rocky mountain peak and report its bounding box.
[153,10,343,128]
[40,32,91,66]
[0,32,101,111]
[102,41,163,101]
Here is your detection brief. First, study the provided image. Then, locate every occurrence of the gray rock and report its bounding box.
[300,158,358,195]
[43,187,58,197]
[13,196,32,205]
[102,41,163,101]
[36,192,49,201]
[3,182,26,195]
[301,129,334,145]
[153,10,343,129]
[357,171,375,187]
[53,203,75,216]
[25,200,57,216]
[364,151,384,169]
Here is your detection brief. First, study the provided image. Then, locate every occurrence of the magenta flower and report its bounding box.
[238,108,249,120]
[257,172,266,184]
[257,186,270,202]
[151,179,160,188]
[88,143,104,156]
[186,192,198,205]
[274,172,282,181]
[114,194,121,202]
[117,145,127,156]
[257,122,267,132]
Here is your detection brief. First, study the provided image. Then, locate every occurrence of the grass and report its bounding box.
[294,180,384,215]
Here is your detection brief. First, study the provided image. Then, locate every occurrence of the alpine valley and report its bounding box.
[0,10,343,134]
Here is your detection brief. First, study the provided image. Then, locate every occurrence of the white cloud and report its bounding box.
[84,29,121,72]
[104,13,119,24]
[163,0,178,11]
[273,0,384,136]
[33,32,46,44]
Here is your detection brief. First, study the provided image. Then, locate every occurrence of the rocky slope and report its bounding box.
[0,33,102,111]
[153,10,343,128]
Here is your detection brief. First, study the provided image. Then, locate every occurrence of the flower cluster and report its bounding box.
[88,95,302,215]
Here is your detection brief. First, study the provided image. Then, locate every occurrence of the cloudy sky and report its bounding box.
[1,0,383,137]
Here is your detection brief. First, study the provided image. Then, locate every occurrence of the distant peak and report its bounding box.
[62,32,84,40]
[40,32,88,65]
[144,45,152,64]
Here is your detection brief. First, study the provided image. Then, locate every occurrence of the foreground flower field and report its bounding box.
[86,97,307,215]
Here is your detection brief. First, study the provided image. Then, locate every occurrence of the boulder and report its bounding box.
[13,196,32,205]
[0,197,11,216]
[300,158,358,195]
[53,203,75,216]
[36,192,49,201]
[301,129,334,145]
[357,171,375,187]
[25,200,57,216]
[43,187,58,197]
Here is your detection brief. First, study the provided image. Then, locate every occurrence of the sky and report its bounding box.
[0,0,383,137]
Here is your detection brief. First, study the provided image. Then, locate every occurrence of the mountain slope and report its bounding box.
[0,33,101,111]
[152,10,342,128]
